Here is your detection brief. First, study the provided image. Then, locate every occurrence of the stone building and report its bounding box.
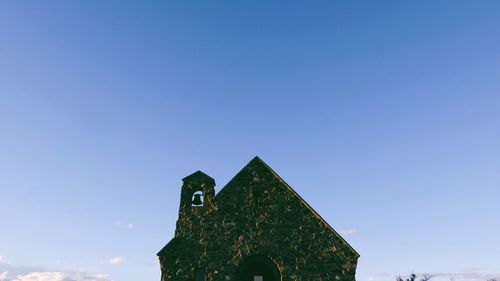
[157,157,359,281]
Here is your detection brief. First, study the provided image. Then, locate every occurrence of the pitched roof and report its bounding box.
[157,237,202,257]
[182,170,216,185]
[215,156,360,258]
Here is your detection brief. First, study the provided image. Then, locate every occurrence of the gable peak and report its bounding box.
[245,155,272,170]
[182,170,215,186]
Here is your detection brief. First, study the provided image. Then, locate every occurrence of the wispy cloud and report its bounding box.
[8,271,112,281]
[102,258,124,266]
[368,272,392,281]
[339,228,357,236]
[0,271,8,281]
[0,257,112,281]
[0,270,112,281]
[114,221,134,230]
[11,271,66,281]
[426,269,500,281]
[387,269,500,281]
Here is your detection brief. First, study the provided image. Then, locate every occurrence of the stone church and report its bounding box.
[157,157,359,281]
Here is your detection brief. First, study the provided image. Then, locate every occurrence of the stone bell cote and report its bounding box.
[175,170,216,238]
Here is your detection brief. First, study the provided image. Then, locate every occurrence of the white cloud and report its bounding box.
[388,269,500,281]
[428,270,500,281]
[7,271,112,281]
[0,271,8,281]
[0,259,112,281]
[102,258,124,266]
[339,228,357,236]
[368,272,391,281]
[11,272,66,281]
[91,274,112,281]
[114,221,134,230]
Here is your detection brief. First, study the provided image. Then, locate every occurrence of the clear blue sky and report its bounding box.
[1,1,499,281]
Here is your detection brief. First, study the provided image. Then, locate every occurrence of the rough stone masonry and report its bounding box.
[158,156,359,281]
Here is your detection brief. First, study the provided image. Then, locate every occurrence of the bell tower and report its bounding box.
[175,170,216,239]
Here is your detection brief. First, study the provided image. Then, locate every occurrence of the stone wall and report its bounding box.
[159,157,358,281]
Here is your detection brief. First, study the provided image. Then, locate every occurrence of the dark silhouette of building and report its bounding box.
[158,157,359,281]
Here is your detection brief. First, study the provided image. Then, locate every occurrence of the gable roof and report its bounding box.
[215,156,360,258]
[182,170,216,185]
[157,237,202,257]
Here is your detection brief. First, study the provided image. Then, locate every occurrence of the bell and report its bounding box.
[192,194,203,206]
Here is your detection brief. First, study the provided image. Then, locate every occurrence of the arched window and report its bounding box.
[236,255,281,281]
